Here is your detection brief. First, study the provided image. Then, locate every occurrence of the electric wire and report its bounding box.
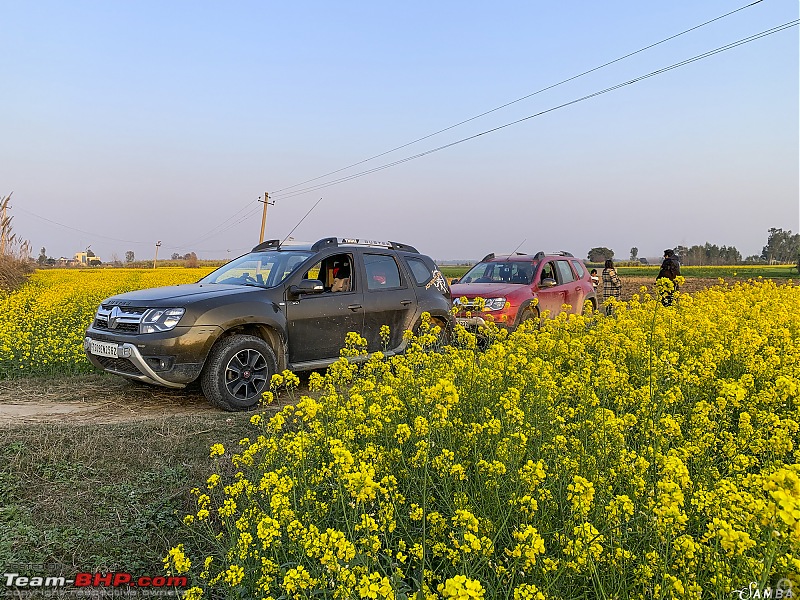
[171,198,261,250]
[270,0,765,196]
[269,19,798,201]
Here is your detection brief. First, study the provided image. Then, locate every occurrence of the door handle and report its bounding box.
[347,304,363,311]
[400,300,413,306]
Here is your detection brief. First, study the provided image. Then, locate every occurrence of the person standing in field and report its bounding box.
[590,268,599,291]
[656,249,681,306]
[602,259,622,315]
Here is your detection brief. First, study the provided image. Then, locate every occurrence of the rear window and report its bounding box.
[405,257,433,285]
[571,260,587,279]
[365,254,403,290]
[555,260,575,283]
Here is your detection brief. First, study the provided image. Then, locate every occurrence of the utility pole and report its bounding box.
[258,192,275,244]
[153,240,162,269]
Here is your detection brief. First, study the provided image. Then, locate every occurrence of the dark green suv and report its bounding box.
[84,237,453,411]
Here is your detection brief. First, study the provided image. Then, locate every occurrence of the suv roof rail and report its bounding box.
[251,237,422,253]
[483,252,530,262]
[532,250,574,259]
[251,239,282,252]
[311,237,340,251]
[388,240,419,254]
[311,237,419,253]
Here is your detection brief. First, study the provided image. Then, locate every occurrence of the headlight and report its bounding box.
[484,297,507,311]
[140,308,185,333]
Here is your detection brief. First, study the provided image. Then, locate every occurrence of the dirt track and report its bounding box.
[0,373,217,425]
[0,277,775,426]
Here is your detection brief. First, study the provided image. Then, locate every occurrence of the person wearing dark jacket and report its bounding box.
[602,259,622,315]
[656,249,681,306]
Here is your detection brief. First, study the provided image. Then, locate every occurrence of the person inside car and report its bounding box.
[331,262,351,292]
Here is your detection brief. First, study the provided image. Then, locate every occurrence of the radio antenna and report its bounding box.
[504,238,526,259]
[281,197,323,246]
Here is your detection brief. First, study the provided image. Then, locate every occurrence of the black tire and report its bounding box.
[413,317,452,348]
[201,334,276,412]
[516,307,540,330]
[433,318,453,346]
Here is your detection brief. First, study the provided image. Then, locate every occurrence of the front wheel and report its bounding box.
[201,334,276,411]
[516,307,540,330]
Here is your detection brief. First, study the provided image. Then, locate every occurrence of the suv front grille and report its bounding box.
[94,355,143,376]
[93,305,147,334]
[454,299,482,311]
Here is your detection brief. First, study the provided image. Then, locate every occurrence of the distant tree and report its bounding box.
[761,228,800,263]
[587,247,614,262]
[184,251,199,268]
[38,247,47,265]
[630,247,638,261]
[171,252,181,260]
[681,242,741,266]
[125,250,135,263]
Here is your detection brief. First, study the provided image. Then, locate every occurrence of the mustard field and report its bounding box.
[1,267,214,378]
[164,281,800,598]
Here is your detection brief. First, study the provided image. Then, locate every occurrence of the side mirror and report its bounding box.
[450,278,459,285]
[540,278,557,288]
[289,279,325,297]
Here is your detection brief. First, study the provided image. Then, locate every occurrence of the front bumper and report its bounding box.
[84,325,220,388]
[454,313,513,330]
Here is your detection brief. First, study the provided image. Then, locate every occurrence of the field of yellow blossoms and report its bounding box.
[0,267,214,378]
[162,279,800,599]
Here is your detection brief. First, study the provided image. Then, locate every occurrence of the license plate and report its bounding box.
[456,318,471,326]
[90,340,119,358]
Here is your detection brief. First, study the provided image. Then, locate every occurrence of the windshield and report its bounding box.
[459,261,536,285]
[200,251,313,288]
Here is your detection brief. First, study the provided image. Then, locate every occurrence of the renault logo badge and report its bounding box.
[108,306,121,329]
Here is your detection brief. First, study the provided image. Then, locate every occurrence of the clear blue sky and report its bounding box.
[2,0,797,262]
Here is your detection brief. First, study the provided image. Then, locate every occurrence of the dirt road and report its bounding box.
[0,373,217,425]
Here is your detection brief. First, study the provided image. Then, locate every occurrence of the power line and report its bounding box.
[171,198,261,250]
[270,0,765,196]
[269,19,798,201]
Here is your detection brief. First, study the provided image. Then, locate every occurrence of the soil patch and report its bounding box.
[0,373,215,425]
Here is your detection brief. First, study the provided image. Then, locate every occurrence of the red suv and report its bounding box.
[450,251,597,329]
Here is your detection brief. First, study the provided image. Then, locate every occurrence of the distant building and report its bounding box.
[74,251,101,266]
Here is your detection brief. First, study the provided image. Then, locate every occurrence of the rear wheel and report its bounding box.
[414,317,452,348]
[201,334,276,411]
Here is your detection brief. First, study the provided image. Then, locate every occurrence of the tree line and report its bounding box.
[587,228,800,266]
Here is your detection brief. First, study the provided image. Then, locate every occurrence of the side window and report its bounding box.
[555,260,575,284]
[571,260,587,279]
[540,261,556,283]
[365,254,402,290]
[405,257,432,285]
[302,253,353,292]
